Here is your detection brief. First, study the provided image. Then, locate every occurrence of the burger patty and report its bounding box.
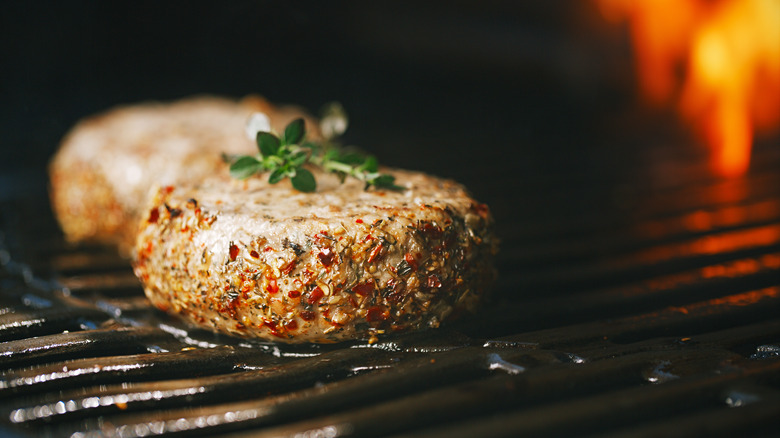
[133,168,497,343]
[49,95,317,255]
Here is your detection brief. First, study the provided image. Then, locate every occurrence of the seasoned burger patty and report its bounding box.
[133,168,497,343]
[49,95,317,255]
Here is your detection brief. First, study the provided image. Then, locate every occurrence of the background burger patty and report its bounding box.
[48,95,318,255]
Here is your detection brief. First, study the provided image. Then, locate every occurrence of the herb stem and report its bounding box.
[322,160,354,174]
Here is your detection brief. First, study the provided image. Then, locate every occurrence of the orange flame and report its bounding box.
[596,0,780,177]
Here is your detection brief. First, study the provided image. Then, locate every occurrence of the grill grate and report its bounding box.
[2,141,780,437]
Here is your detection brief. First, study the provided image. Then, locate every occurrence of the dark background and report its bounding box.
[1,1,652,238]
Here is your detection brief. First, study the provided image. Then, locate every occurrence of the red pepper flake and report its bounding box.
[282,260,297,276]
[284,319,299,331]
[261,319,284,338]
[147,207,160,223]
[352,279,375,296]
[288,290,301,298]
[367,244,384,263]
[317,247,336,267]
[249,250,260,258]
[366,306,388,322]
[404,252,419,270]
[226,294,241,318]
[420,222,443,240]
[306,286,324,305]
[141,240,154,258]
[263,246,273,252]
[266,279,279,294]
[300,310,316,321]
[162,185,175,195]
[426,274,442,289]
[229,243,239,261]
[384,278,406,303]
[355,218,364,224]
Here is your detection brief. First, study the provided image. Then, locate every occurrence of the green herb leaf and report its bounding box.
[291,168,316,192]
[289,150,308,168]
[361,156,378,173]
[282,118,306,145]
[257,132,280,157]
[335,150,366,165]
[371,174,404,190]
[230,156,262,179]
[268,167,287,184]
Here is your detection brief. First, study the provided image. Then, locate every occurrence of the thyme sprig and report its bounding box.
[228,104,402,193]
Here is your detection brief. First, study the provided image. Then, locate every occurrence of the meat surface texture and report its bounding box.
[133,168,497,343]
[49,95,317,255]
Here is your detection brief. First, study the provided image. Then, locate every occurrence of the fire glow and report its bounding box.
[596,0,780,177]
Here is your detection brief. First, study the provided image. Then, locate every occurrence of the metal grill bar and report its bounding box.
[0,307,111,343]
[395,361,780,438]
[0,327,174,369]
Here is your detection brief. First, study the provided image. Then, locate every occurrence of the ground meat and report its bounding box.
[133,167,497,343]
